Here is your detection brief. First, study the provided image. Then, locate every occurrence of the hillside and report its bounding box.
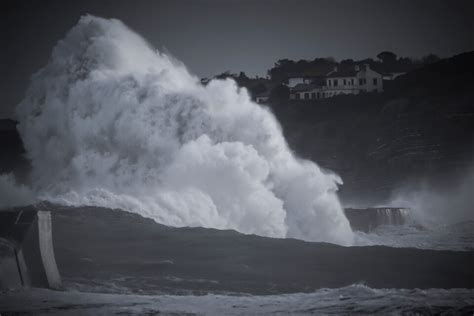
[268,52,474,204]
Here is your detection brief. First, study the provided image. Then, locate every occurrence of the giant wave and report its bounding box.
[16,15,353,245]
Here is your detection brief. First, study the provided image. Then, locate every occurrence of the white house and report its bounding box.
[289,84,325,100]
[288,64,384,100]
[287,68,333,88]
[325,64,383,97]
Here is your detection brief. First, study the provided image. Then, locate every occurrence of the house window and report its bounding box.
[373,78,378,85]
[304,93,309,100]
[343,79,346,85]
[334,79,338,87]
[311,92,316,99]
[295,93,300,100]
[359,78,367,85]
[328,79,332,87]
[317,92,320,99]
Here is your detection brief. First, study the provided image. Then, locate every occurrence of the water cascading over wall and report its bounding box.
[344,208,410,232]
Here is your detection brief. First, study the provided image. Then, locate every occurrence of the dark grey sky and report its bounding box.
[1,0,473,118]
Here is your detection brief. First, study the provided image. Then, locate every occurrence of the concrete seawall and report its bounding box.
[344,207,410,232]
[0,209,61,290]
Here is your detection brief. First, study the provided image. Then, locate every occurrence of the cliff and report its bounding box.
[269,52,474,204]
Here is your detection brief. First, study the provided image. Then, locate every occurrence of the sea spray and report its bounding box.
[0,173,35,208]
[389,170,474,228]
[16,15,353,245]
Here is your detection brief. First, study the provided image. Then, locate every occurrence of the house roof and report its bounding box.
[327,67,359,78]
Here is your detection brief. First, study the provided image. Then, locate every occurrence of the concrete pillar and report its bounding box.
[37,211,61,289]
[0,209,61,290]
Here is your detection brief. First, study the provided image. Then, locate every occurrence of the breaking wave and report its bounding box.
[16,15,353,245]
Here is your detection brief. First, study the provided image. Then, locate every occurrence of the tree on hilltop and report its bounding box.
[377,51,397,64]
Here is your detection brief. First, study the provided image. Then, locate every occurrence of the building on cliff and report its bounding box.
[289,64,383,100]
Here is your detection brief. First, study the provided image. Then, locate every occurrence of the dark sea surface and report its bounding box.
[1,285,473,315]
[1,204,472,315]
[354,221,474,251]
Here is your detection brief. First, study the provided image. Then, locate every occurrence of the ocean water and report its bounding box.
[1,206,473,314]
[355,221,474,251]
[1,285,473,315]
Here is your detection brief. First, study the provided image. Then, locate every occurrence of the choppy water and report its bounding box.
[1,285,473,315]
[355,221,474,251]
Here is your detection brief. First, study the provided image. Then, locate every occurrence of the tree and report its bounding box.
[421,54,440,65]
[324,57,336,63]
[249,83,267,96]
[270,84,289,101]
[398,57,414,66]
[215,71,233,80]
[235,72,250,86]
[238,72,248,81]
[377,51,397,64]
[340,59,355,65]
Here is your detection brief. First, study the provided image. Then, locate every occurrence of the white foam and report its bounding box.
[16,15,353,245]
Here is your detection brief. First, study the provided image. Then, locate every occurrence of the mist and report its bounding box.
[390,167,474,227]
[0,173,35,209]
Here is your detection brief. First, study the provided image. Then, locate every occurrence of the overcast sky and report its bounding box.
[1,0,473,118]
